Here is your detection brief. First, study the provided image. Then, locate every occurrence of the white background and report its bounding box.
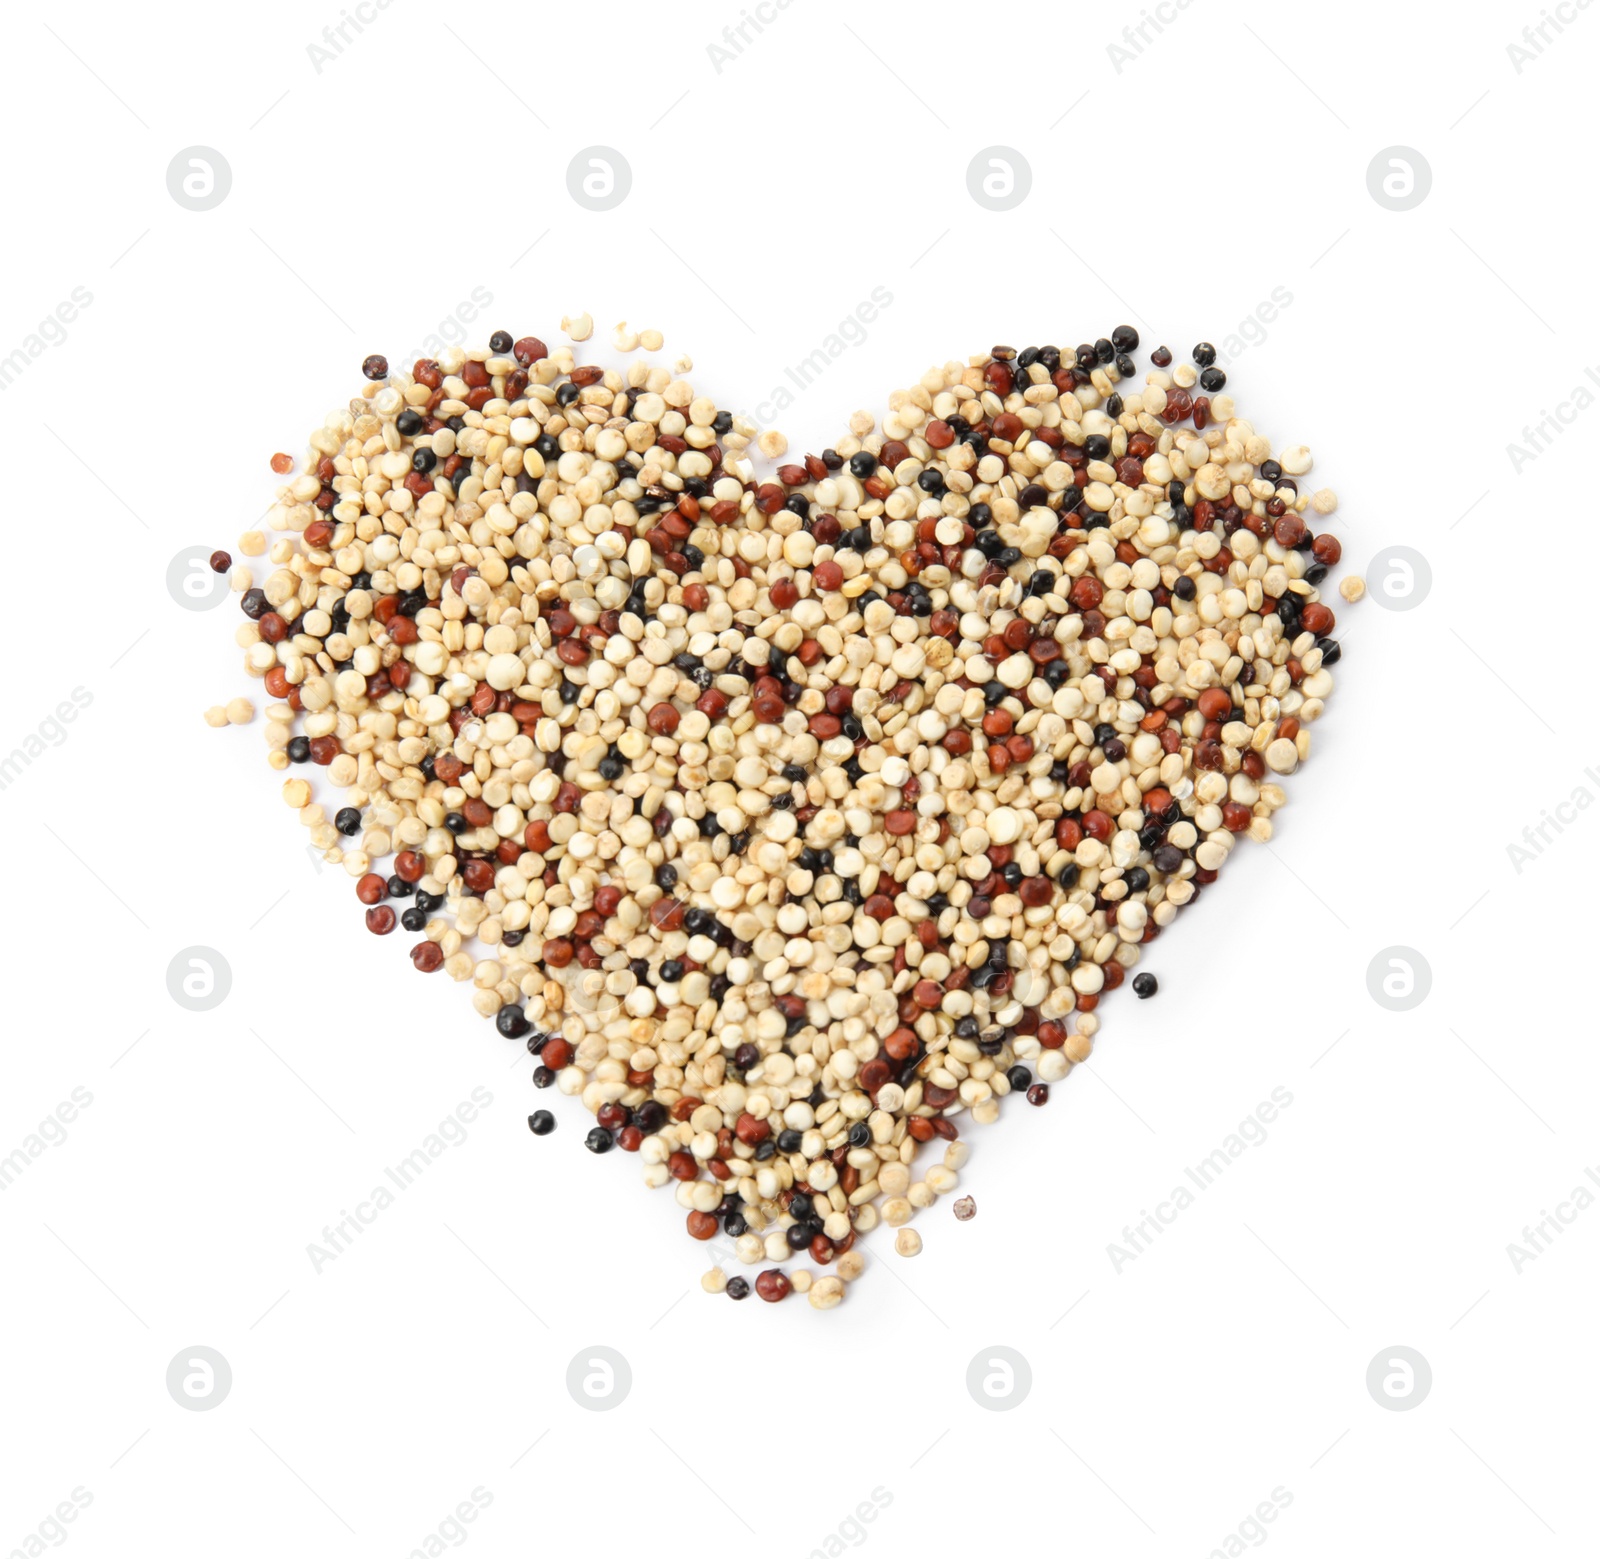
[2,0,1595,1554]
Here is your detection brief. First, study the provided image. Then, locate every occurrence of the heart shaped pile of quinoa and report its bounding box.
[213,324,1355,1309]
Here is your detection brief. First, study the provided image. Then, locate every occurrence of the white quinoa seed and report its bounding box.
[808,1276,845,1309]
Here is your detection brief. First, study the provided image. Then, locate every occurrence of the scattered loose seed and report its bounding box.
[562,312,594,342]
[641,329,664,353]
[203,705,229,728]
[808,1275,845,1310]
[225,697,254,726]
[953,1196,976,1221]
[895,1228,922,1257]
[755,1269,791,1303]
[1340,575,1365,603]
